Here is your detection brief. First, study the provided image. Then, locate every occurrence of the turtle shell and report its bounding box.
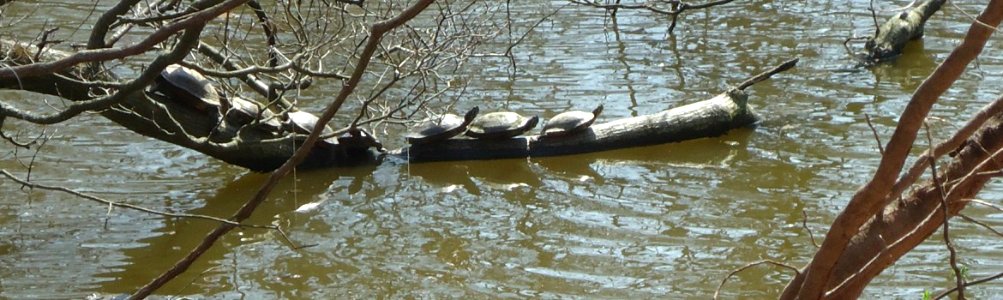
[466,111,539,139]
[338,127,385,152]
[154,65,221,112]
[286,110,337,147]
[541,104,603,138]
[405,107,480,144]
[225,96,281,130]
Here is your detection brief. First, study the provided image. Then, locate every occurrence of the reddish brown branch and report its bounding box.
[783,1,1003,298]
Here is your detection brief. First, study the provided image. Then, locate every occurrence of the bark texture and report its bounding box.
[396,90,756,162]
[865,0,945,62]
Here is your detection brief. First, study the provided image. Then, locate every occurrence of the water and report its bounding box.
[2,0,1003,298]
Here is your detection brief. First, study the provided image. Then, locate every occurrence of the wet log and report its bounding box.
[394,90,755,162]
[2,38,795,170]
[392,58,798,163]
[865,0,945,62]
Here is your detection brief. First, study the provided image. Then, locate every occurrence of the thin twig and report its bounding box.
[925,122,965,299]
[0,169,272,229]
[934,270,1003,299]
[965,198,1003,212]
[568,0,736,33]
[958,214,1003,238]
[802,210,820,248]
[714,260,800,300]
[864,113,884,155]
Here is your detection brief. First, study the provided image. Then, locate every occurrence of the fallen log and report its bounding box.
[2,39,796,170]
[391,58,798,163]
[864,0,945,63]
[0,40,357,172]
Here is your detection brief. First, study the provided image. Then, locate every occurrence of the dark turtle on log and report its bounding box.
[151,65,229,114]
[225,96,281,130]
[286,110,337,147]
[465,111,539,140]
[338,127,385,152]
[405,107,480,144]
[541,104,603,138]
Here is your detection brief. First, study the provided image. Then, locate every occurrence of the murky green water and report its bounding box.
[3,0,1003,298]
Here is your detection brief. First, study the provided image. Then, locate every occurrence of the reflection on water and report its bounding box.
[3,0,1003,298]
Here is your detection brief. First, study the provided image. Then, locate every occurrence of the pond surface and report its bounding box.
[2,0,1003,298]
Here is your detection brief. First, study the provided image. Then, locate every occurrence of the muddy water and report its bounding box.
[2,0,1003,298]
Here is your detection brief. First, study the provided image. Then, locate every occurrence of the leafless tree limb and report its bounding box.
[924,122,966,299]
[935,271,1003,299]
[802,210,820,248]
[864,113,885,155]
[958,214,1003,238]
[568,0,736,33]
[783,2,1003,297]
[129,1,436,297]
[714,260,800,300]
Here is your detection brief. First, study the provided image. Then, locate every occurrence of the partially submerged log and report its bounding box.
[395,90,754,162]
[2,39,796,170]
[865,0,945,62]
[392,59,798,163]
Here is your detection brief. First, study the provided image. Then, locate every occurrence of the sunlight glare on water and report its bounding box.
[1,0,1002,298]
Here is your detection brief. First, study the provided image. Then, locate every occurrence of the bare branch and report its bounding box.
[129,1,436,297]
[958,214,1003,238]
[924,122,965,299]
[864,113,885,155]
[785,3,1003,297]
[935,270,1003,299]
[802,210,820,248]
[0,0,247,80]
[568,0,736,33]
[714,260,800,300]
[0,169,272,228]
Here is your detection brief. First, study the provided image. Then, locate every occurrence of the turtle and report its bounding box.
[405,106,480,144]
[337,127,385,152]
[286,110,337,147]
[465,111,539,140]
[540,104,604,138]
[151,65,229,114]
[225,96,281,131]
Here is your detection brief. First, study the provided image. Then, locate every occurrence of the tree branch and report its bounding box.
[128,1,436,297]
[0,0,248,80]
[784,1,1003,298]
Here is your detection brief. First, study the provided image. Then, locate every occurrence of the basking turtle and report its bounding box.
[465,111,539,140]
[225,96,281,130]
[405,107,480,144]
[337,127,385,152]
[541,104,603,138]
[286,110,337,147]
[151,65,229,113]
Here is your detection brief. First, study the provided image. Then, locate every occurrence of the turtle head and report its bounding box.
[592,104,604,117]
[463,106,480,123]
[525,115,540,130]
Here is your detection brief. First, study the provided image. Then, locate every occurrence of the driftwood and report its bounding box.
[865,0,945,62]
[392,58,798,162]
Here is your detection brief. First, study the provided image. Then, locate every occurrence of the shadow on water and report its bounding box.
[868,40,938,93]
[94,165,379,294]
[7,1,1003,298]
